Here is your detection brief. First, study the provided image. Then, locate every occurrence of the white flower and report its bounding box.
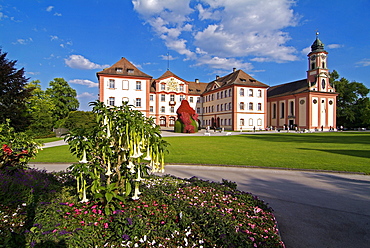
[79,150,88,163]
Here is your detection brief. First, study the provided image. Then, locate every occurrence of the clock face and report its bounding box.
[310,55,316,61]
[167,78,178,92]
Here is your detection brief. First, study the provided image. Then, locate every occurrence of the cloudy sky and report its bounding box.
[1,0,369,110]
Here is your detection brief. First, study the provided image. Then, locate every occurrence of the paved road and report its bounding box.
[30,163,370,248]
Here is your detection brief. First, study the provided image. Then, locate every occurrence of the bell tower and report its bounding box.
[307,32,334,93]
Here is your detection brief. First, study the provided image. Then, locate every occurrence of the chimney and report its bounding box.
[216,75,220,80]
[195,78,199,83]
[233,68,236,72]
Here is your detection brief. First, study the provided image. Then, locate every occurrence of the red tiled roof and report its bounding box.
[97,57,152,78]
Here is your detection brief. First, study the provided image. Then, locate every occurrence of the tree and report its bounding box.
[0,49,33,131]
[46,78,79,126]
[64,110,96,132]
[330,70,370,128]
[25,80,55,136]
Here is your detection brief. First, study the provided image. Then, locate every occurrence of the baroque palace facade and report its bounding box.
[97,36,337,131]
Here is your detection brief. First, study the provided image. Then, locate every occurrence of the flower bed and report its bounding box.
[0,169,284,247]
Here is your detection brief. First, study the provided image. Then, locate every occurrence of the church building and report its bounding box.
[97,35,337,131]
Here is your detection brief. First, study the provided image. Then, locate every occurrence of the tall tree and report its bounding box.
[46,78,79,126]
[0,49,33,131]
[25,80,55,136]
[330,70,370,128]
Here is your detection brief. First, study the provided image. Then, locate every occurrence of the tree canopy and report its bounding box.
[46,78,79,126]
[330,70,370,128]
[0,49,33,131]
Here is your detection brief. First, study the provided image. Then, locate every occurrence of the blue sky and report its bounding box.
[1,0,369,111]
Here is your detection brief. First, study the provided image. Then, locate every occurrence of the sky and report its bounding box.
[1,0,369,111]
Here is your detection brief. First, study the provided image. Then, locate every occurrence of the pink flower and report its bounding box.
[103,223,109,228]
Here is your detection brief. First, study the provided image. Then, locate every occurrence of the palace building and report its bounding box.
[97,35,337,131]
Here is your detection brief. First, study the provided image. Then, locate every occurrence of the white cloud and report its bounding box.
[50,35,59,41]
[160,54,177,60]
[327,44,343,49]
[195,56,254,71]
[12,38,33,45]
[301,46,311,55]
[69,79,98,88]
[65,55,110,70]
[77,92,97,99]
[356,59,370,67]
[46,6,54,12]
[54,12,62,16]
[132,0,299,72]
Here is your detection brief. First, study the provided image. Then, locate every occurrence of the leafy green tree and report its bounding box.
[330,70,370,128]
[46,78,79,126]
[25,80,55,137]
[0,49,33,131]
[64,111,96,132]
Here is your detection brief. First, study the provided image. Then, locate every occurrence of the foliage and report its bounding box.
[174,100,199,133]
[0,120,40,169]
[0,171,284,247]
[0,49,34,131]
[46,78,79,126]
[63,110,96,132]
[64,101,168,214]
[25,80,55,137]
[331,70,370,128]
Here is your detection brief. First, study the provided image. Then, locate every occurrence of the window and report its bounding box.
[179,84,184,91]
[189,97,193,103]
[240,88,244,96]
[273,103,276,119]
[221,119,223,125]
[220,104,223,111]
[249,89,253,97]
[311,63,315,70]
[229,89,232,97]
[149,95,154,101]
[240,119,245,126]
[257,103,262,111]
[249,118,253,126]
[122,80,129,90]
[197,97,200,103]
[127,69,134,73]
[160,106,165,113]
[197,107,200,113]
[228,119,231,126]
[228,102,231,111]
[161,94,165,102]
[224,103,227,111]
[170,94,175,101]
[149,106,154,113]
[322,62,326,68]
[161,84,165,90]
[249,102,253,110]
[224,90,227,98]
[211,106,214,112]
[216,105,219,112]
[135,98,141,107]
[217,92,219,99]
[281,102,285,118]
[116,68,122,72]
[109,97,115,106]
[290,101,294,116]
[109,79,115,89]
[136,81,141,90]
[240,102,244,110]
[170,107,174,113]
[179,95,185,101]
[122,97,129,103]
[220,91,223,99]
[212,94,214,101]
[257,119,262,126]
[257,90,262,97]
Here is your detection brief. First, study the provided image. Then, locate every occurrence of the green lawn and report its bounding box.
[33,132,370,173]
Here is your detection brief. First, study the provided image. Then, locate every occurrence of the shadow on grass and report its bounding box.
[240,132,370,145]
[298,148,370,159]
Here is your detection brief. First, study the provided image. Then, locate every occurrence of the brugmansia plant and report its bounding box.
[65,101,168,214]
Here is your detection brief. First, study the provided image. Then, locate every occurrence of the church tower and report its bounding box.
[307,33,334,93]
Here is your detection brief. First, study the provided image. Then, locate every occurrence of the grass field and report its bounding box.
[32,132,370,173]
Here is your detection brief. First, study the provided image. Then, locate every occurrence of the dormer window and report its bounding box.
[116,68,123,72]
[240,78,246,82]
[127,69,134,73]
